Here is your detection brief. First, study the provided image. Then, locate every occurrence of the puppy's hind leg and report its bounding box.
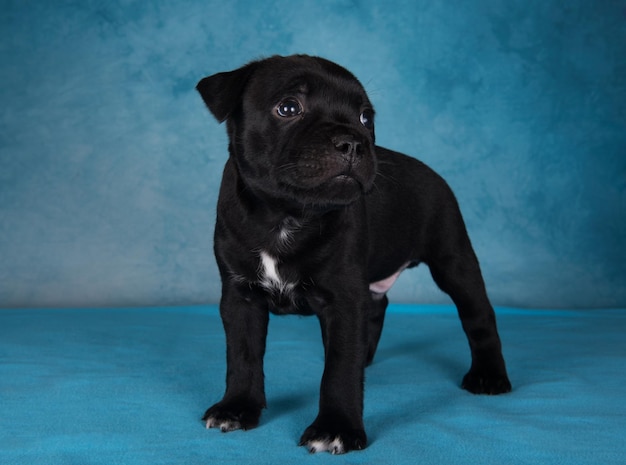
[428,247,511,395]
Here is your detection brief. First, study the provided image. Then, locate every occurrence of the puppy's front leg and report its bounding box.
[300,299,368,454]
[203,284,269,432]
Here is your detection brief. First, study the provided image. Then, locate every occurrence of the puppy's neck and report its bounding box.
[269,216,301,253]
[241,181,346,221]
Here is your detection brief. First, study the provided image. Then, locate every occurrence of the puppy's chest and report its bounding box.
[250,218,309,306]
[257,250,299,297]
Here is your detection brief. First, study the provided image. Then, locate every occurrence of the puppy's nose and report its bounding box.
[333,136,362,160]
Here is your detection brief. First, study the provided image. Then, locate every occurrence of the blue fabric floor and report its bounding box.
[1,305,624,464]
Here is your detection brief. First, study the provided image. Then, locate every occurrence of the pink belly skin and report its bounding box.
[369,263,410,295]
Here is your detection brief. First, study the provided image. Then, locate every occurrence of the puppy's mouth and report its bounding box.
[276,163,376,207]
[333,173,359,183]
[329,172,369,190]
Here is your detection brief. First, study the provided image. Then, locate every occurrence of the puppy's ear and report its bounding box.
[196,62,257,123]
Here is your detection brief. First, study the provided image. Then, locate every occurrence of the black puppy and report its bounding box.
[196,54,511,454]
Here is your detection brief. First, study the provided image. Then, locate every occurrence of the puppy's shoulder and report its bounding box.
[374,145,443,185]
[369,146,460,219]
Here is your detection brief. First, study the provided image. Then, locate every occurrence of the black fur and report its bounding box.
[197,54,511,454]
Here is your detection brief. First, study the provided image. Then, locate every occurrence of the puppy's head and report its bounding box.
[197,55,377,208]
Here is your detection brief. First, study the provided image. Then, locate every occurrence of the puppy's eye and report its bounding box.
[360,109,374,129]
[276,98,303,117]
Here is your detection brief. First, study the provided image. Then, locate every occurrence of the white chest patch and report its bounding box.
[258,251,296,295]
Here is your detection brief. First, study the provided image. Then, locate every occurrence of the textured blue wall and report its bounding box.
[1,0,624,308]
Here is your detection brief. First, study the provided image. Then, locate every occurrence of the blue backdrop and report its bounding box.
[1,0,624,309]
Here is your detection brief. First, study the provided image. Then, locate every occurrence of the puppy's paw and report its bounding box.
[462,368,512,395]
[202,400,262,432]
[299,419,367,454]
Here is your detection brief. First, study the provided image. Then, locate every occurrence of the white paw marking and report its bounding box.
[205,416,241,432]
[306,437,345,455]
